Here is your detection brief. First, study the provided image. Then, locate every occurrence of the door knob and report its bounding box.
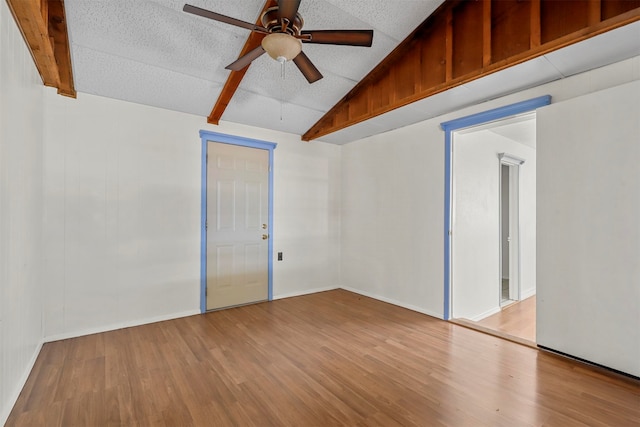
[262,234,269,240]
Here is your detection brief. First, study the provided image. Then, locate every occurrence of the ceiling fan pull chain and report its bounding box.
[280,61,285,121]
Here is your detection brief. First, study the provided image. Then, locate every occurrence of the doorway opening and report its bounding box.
[441,95,550,345]
[451,116,535,343]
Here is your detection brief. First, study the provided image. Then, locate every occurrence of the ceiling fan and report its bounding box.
[183,1,374,83]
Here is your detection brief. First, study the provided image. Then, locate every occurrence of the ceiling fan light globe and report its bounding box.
[261,33,302,62]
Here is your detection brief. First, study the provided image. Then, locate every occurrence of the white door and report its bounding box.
[499,154,524,304]
[206,142,269,310]
[507,163,520,301]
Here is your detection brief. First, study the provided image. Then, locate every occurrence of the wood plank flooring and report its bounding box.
[6,290,640,426]
[476,296,537,343]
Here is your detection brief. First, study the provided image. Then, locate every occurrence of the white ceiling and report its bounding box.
[456,113,537,149]
[65,1,640,144]
[488,117,537,149]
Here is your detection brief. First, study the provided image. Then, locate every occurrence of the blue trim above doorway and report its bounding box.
[439,95,550,320]
[199,131,277,313]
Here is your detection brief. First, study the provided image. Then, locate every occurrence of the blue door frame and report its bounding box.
[199,130,277,314]
[439,95,551,320]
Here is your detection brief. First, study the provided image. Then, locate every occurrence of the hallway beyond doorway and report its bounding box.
[477,296,536,343]
[451,296,536,347]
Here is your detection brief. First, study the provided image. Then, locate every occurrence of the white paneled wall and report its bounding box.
[341,123,445,317]
[0,1,45,424]
[42,93,342,340]
[272,138,342,299]
[43,94,202,338]
[537,81,640,376]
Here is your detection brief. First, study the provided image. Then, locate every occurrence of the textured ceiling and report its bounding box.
[65,0,444,135]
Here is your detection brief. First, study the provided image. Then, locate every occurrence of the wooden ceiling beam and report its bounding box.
[6,0,59,88]
[302,0,640,141]
[208,0,277,125]
[6,0,75,97]
[47,0,75,97]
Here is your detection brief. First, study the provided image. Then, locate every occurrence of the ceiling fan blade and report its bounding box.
[293,51,323,83]
[300,30,374,47]
[225,46,266,71]
[278,0,302,25]
[183,4,269,33]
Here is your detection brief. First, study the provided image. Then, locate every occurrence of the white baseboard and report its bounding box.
[340,286,443,319]
[470,306,502,322]
[44,309,201,343]
[273,285,339,301]
[521,288,536,300]
[1,340,43,426]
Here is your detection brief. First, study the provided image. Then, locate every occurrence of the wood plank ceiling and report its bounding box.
[302,0,640,141]
[7,0,640,140]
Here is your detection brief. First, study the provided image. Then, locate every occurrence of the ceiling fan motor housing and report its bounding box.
[261,7,303,35]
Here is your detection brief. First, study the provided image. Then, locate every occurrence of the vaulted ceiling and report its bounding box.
[7,0,640,144]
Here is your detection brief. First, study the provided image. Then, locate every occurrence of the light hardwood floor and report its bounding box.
[7,290,640,426]
[477,296,537,343]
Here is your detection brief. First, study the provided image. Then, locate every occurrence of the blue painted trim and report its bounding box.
[439,95,550,320]
[440,95,551,132]
[200,139,207,314]
[199,130,277,150]
[199,130,278,313]
[267,148,274,301]
[443,131,452,321]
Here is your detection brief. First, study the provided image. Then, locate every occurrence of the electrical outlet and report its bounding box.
[277,252,283,261]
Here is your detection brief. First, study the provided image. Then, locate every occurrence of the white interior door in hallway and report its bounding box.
[206,142,269,310]
[499,154,526,306]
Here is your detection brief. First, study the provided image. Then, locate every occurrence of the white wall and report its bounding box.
[42,92,341,340]
[272,138,342,299]
[341,55,639,320]
[0,1,45,423]
[452,130,536,320]
[341,123,445,317]
[537,80,640,377]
